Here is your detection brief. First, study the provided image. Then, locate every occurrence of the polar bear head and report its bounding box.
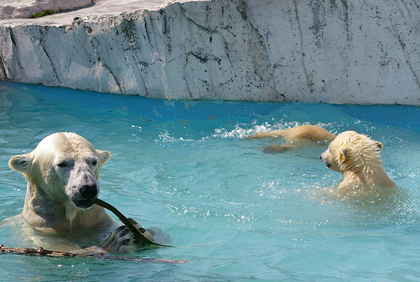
[320,131,383,173]
[9,132,111,228]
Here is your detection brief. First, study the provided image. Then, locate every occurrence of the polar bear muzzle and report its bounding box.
[72,183,98,209]
[67,164,100,209]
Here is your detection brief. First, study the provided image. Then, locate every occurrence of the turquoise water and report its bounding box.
[1,81,420,281]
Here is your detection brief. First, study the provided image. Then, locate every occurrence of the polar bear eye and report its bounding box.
[57,160,73,168]
[92,160,98,166]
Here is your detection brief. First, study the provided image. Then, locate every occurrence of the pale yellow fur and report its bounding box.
[320,131,395,197]
[7,132,153,253]
[9,132,113,233]
[247,124,336,153]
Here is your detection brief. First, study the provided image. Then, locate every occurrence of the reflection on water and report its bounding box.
[1,82,420,281]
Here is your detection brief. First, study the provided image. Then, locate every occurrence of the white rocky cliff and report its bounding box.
[0,0,92,19]
[0,0,419,104]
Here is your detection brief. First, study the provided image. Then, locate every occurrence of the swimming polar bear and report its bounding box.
[6,132,154,253]
[320,131,396,197]
[247,124,336,153]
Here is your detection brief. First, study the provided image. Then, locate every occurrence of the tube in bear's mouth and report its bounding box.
[90,198,171,247]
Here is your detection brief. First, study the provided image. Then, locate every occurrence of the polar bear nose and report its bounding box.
[79,184,98,199]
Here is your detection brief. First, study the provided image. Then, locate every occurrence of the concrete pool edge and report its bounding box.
[0,0,419,104]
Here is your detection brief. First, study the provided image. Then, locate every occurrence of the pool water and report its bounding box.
[1,81,420,281]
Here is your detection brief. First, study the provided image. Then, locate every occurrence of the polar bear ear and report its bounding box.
[338,148,348,163]
[375,141,383,151]
[9,154,31,173]
[97,150,111,165]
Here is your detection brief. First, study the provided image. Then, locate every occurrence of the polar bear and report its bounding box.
[247,124,336,153]
[7,132,153,253]
[320,131,395,196]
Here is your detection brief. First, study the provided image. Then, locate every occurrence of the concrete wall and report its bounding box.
[0,0,419,104]
[0,0,92,19]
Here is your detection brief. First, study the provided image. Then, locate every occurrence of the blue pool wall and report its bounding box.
[2,81,420,133]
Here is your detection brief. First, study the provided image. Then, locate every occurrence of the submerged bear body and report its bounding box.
[320,131,395,197]
[6,132,153,253]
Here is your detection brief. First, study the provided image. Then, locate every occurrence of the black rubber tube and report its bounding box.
[91,198,171,247]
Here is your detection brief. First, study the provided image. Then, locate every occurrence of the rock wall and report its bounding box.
[0,0,92,19]
[1,0,419,104]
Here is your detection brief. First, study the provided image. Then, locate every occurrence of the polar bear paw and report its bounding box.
[98,218,154,253]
